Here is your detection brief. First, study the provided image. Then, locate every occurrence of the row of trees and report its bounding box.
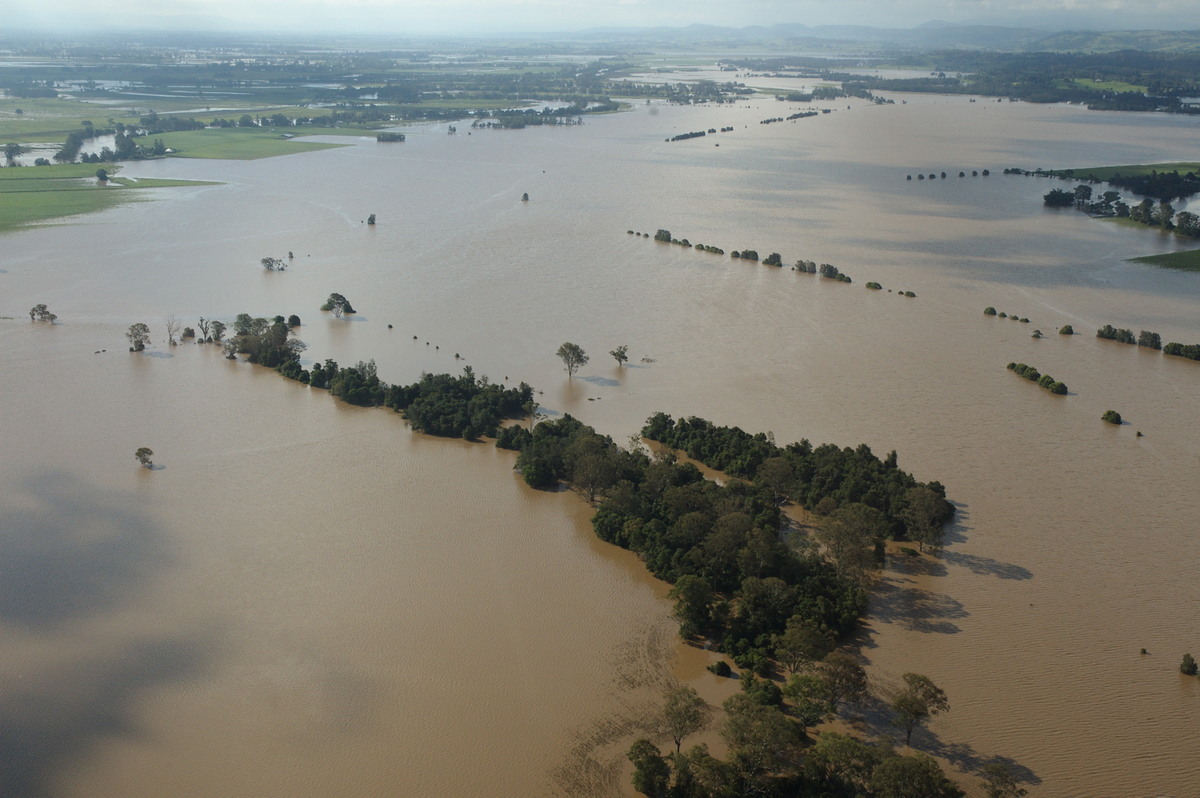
[1006,362,1068,395]
[647,229,856,282]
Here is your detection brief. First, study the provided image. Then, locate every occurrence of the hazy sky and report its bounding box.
[6,0,1190,35]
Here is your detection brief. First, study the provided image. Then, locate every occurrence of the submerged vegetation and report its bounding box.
[1007,362,1068,395]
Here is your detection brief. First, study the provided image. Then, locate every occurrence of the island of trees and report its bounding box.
[119,299,1003,794]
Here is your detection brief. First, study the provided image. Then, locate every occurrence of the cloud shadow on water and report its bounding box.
[0,471,216,797]
[0,635,214,798]
[0,471,171,629]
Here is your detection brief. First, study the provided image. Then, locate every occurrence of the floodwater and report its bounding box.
[3,89,1200,796]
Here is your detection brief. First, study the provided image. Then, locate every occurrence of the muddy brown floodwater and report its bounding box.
[2,87,1199,796]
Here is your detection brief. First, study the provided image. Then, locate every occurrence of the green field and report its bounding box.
[1069,78,1148,93]
[0,163,216,234]
[1130,249,1200,271]
[153,127,348,159]
[1049,162,1200,181]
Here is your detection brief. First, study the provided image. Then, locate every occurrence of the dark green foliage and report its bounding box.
[1102,409,1122,425]
[376,132,405,142]
[1097,324,1136,344]
[1182,653,1198,675]
[321,292,356,315]
[1043,188,1075,206]
[287,314,301,327]
[329,359,386,407]
[740,249,760,261]
[984,307,997,315]
[1008,363,1067,395]
[1060,324,1074,335]
[708,660,732,677]
[819,263,851,282]
[1137,330,1162,349]
[642,412,951,539]
[1164,342,1200,361]
[576,412,953,657]
[228,314,306,369]
[762,252,783,267]
[871,753,965,798]
[653,229,672,242]
[495,424,532,451]
[866,282,882,290]
[740,673,784,707]
[514,414,643,493]
[628,739,670,797]
[387,369,534,439]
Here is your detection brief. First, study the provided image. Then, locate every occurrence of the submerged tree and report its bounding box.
[165,314,181,346]
[610,344,629,367]
[134,447,154,468]
[322,293,356,317]
[29,304,57,323]
[556,342,588,378]
[127,322,151,351]
[891,673,949,746]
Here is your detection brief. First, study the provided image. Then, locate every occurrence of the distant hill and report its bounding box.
[566,22,1200,53]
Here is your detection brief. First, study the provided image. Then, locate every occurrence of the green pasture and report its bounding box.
[0,163,215,234]
[153,127,347,159]
[1130,249,1200,271]
[1050,162,1200,180]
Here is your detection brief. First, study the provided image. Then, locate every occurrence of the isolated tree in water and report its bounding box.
[610,344,629,367]
[127,322,151,351]
[322,293,356,318]
[29,303,56,323]
[165,314,181,346]
[556,342,588,378]
[134,447,154,468]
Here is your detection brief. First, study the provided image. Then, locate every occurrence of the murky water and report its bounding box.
[3,91,1199,796]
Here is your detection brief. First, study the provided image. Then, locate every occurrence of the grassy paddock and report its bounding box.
[1070,78,1148,93]
[154,127,347,159]
[0,163,216,234]
[1049,162,1200,181]
[1130,249,1200,271]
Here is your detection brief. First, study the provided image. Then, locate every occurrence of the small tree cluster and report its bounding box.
[261,256,287,271]
[127,322,151,351]
[321,293,356,317]
[1097,324,1136,344]
[29,304,57,323]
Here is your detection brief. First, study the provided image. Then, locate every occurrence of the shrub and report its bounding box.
[708,660,732,677]
[1182,653,1198,676]
[1060,325,1074,335]
[1102,410,1122,425]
